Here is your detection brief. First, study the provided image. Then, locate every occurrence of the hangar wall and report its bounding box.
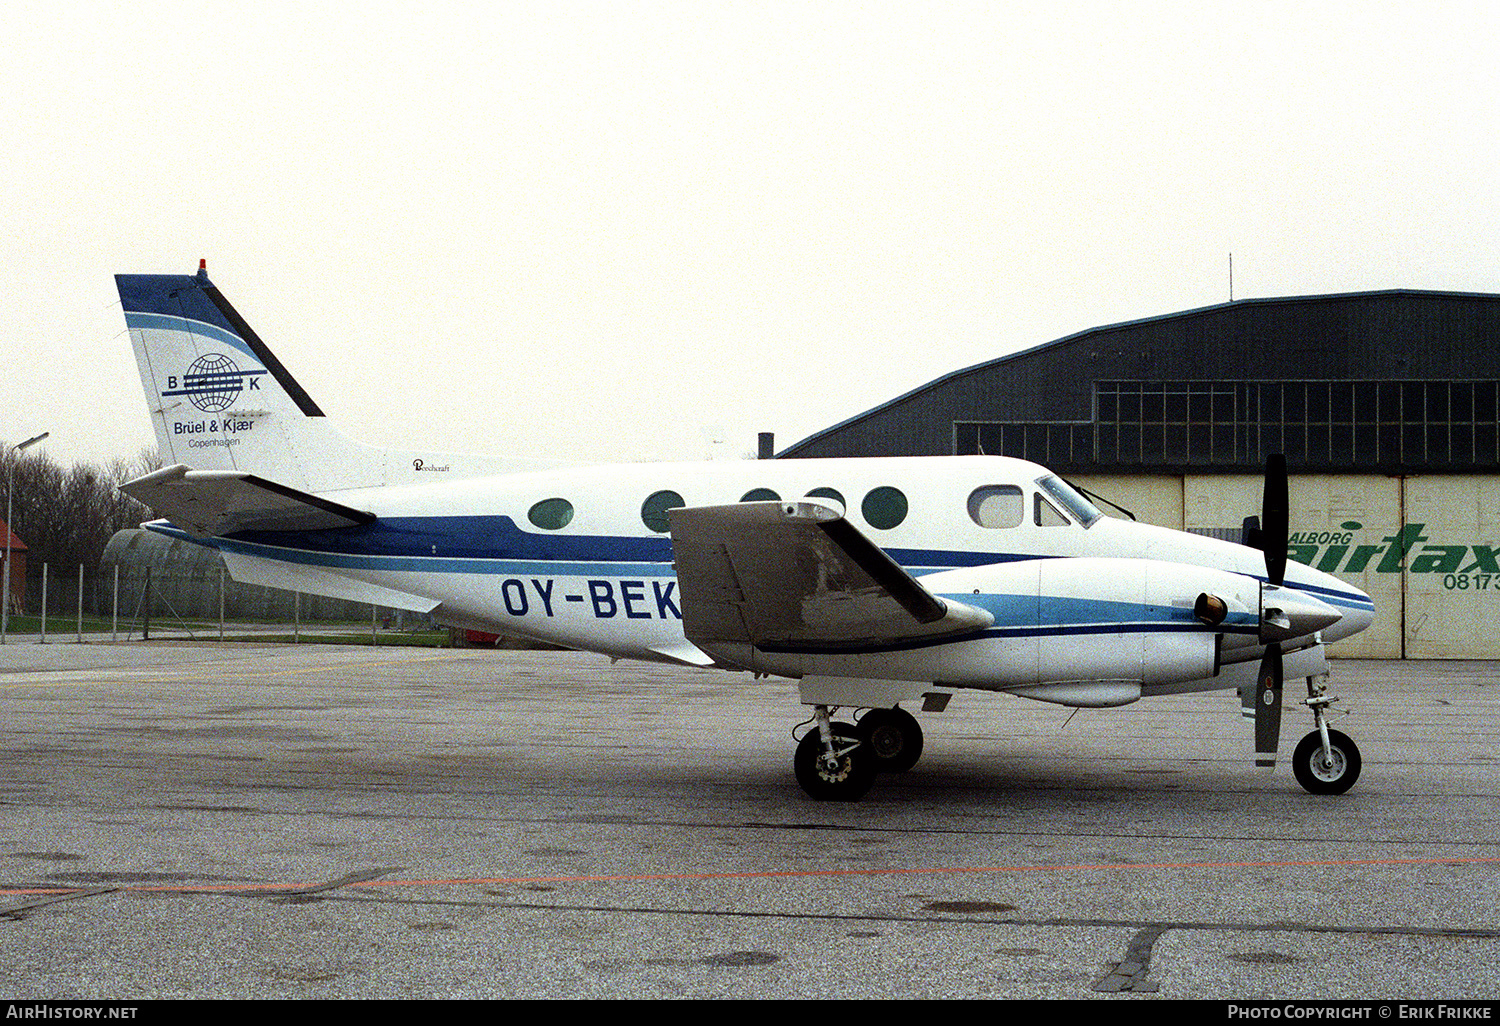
[782,290,1500,658]
[101,528,380,622]
[1070,473,1500,659]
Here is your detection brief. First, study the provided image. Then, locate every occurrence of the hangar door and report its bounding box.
[1075,474,1500,659]
[1401,475,1500,658]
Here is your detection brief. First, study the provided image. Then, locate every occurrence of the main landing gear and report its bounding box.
[793,705,925,801]
[858,707,924,772]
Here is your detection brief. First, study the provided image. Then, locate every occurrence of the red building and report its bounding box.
[1,520,26,615]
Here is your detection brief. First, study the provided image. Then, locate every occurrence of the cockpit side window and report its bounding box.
[1034,492,1069,527]
[967,485,1024,529]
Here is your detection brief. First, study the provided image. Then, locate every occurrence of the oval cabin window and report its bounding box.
[528,498,575,531]
[640,490,685,533]
[861,486,908,530]
[967,485,1023,529]
[805,487,846,514]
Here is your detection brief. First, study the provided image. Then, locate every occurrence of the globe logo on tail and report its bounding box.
[184,353,244,412]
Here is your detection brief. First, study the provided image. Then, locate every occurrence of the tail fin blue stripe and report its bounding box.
[123,311,255,360]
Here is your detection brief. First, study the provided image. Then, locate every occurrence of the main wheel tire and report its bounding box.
[858,708,924,773]
[1292,729,1362,795]
[794,723,875,801]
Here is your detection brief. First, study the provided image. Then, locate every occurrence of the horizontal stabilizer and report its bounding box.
[668,500,992,651]
[645,640,720,667]
[218,549,438,614]
[122,464,375,537]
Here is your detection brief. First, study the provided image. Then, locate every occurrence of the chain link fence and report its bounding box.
[6,529,433,640]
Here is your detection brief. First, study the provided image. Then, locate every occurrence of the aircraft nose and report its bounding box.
[1310,576,1375,643]
[1340,582,1376,636]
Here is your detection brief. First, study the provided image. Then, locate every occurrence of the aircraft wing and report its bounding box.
[667,500,992,651]
[120,464,375,537]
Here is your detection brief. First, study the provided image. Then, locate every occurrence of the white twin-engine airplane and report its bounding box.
[116,263,1376,801]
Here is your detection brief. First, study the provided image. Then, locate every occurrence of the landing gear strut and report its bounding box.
[793,706,875,801]
[1292,676,1361,795]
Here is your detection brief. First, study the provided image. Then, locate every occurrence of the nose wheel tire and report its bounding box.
[1292,729,1361,795]
[794,723,875,801]
[858,707,924,773]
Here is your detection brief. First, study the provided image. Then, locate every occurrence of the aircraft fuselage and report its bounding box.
[152,454,1372,700]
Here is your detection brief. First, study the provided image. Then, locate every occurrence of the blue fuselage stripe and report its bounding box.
[150,515,1373,621]
[757,621,1222,656]
[197,516,1037,571]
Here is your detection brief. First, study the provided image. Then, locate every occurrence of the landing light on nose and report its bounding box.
[1194,592,1229,627]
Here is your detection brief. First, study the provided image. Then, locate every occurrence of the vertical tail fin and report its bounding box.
[116,263,380,492]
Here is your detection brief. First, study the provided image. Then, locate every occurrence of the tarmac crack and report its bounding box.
[268,866,406,903]
[287,890,1500,943]
[1093,925,1164,993]
[0,887,119,920]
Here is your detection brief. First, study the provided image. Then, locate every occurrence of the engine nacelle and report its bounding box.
[751,557,1262,701]
[942,556,1253,691]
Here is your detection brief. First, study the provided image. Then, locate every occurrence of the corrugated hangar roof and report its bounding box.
[779,289,1500,475]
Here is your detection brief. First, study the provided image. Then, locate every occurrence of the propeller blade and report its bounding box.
[1241,514,1262,551]
[1262,454,1288,586]
[1254,641,1283,769]
[1250,454,1289,770]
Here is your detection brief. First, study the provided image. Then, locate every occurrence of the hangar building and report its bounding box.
[780,289,1500,659]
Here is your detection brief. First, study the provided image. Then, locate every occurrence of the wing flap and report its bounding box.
[667,500,992,650]
[122,464,375,537]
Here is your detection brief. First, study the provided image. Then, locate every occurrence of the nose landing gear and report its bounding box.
[1291,680,1361,795]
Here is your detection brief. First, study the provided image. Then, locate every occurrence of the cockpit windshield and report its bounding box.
[1036,475,1101,527]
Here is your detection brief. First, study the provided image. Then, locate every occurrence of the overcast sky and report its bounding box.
[4,1,1498,471]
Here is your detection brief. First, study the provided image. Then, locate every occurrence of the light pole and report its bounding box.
[2,432,49,643]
